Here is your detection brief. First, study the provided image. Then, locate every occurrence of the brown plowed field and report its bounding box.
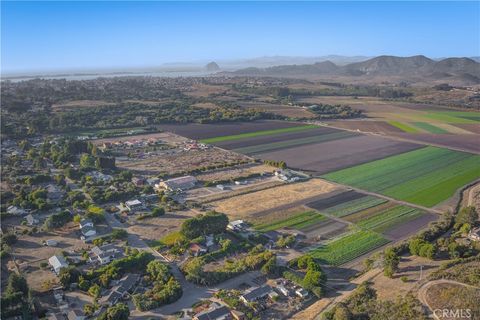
[156,120,305,140]
[452,123,480,134]
[383,213,438,240]
[257,135,422,174]
[391,132,480,153]
[306,190,365,211]
[330,120,405,134]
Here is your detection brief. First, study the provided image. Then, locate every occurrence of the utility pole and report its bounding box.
[419,265,423,281]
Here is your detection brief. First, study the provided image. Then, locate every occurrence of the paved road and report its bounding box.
[104,212,262,318]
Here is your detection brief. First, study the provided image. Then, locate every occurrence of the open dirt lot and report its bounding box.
[194,163,274,182]
[256,134,421,174]
[126,210,198,243]
[210,179,340,220]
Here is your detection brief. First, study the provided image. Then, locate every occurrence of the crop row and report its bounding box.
[322,196,387,218]
[356,205,424,233]
[412,122,449,134]
[200,124,318,144]
[254,210,327,232]
[323,147,480,207]
[308,230,390,266]
[234,131,354,155]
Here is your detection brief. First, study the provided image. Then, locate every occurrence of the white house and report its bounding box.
[227,220,248,232]
[49,255,69,274]
[295,288,309,298]
[81,226,97,238]
[79,218,94,229]
[125,199,143,212]
[89,244,124,265]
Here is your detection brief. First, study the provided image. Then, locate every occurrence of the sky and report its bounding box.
[1,1,479,73]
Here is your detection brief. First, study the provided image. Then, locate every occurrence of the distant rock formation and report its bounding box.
[205,61,220,72]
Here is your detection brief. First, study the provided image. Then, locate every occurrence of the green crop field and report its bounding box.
[309,230,390,266]
[387,121,419,133]
[322,196,387,218]
[412,122,450,134]
[322,147,480,207]
[234,131,355,154]
[254,210,327,232]
[356,205,425,233]
[419,111,480,124]
[200,124,318,144]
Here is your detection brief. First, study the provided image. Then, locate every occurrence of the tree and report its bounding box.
[151,207,165,217]
[455,207,477,229]
[6,273,28,295]
[80,154,95,169]
[146,260,170,283]
[333,303,353,320]
[180,211,228,239]
[58,267,80,288]
[261,256,278,276]
[418,243,436,260]
[383,247,399,278]
[98,303,130,320]
[88,283,101,299]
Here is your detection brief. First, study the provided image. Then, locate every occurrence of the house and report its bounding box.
[46,184,65,203]
[125,199,144,212]
[189,243,208,257]
[216,184,225,191]
[468,227,480,241]
[141,193,159,203]
[99,273,140,306]
[81,225,97,238]
[146,177,160,186]
[90,244,124,265]
[240,286,273,304]
[89,171,113,183]
[132,177,146,186]
[158,175,197,191]
[67,309,85,320]
[227,220,248,232]
[276,285,290,296]
[25,214,39,226]
[295,288,309,298]
[79,218,94,229]
[7,205,27,216]
[49,255,69,274]
[193,302,232,320]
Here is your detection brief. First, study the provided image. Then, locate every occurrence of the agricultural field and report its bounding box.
[322,146,480,207]
[411,122,450,134]
[256,135,421,174]
[156,120,305,140]
[209,178,340,220]
[194,163,274,183]
[254,210,327,232]
[200,124,319,144]
[308,230,390,266]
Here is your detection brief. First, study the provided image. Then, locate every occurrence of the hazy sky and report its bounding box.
[2,1,479,73]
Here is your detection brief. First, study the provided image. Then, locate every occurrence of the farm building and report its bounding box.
[189,243,208,257]
[240,285,273,304]
[227,220,248,232]
[158,175,197,191]
[193,302,232,320]
[49,255,69,274]
[125,199,144,212]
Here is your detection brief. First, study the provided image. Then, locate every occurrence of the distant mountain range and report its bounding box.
[229,55,480,85]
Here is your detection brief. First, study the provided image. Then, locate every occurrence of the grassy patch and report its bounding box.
[322,147,480,207]
[200,124,318,144]
[309,230,389,266]
[420,111,480,124]
[387,121,419,133]
[254,210,327,232]
[412,122,450,134]
[159,231,185,246]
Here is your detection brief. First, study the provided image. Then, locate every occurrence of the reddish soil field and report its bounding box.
[391,132,480,153]
[329,120,405,134]
[257,135,422,174]
[383,212,438,240]
[156,120,305,140]
[306,191,365,211]
[213,126,342,149]
[453,123,480,134]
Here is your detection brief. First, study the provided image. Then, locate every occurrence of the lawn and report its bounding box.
[322,147,480,207]
[200,124,318,144]
[412,122,450,134]
[254,210,327,232]
[387,121,419,133]
[309,230,390,266]
[322,196,387,218]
